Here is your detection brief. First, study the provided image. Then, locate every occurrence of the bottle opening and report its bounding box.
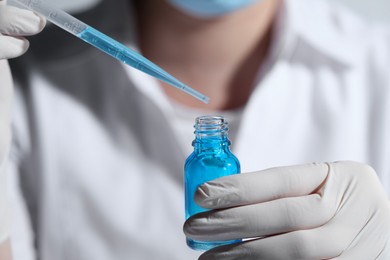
[194,115,228,138]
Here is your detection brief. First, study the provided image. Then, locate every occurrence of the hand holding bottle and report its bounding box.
[0,0,45,251]
[184,161,390,259]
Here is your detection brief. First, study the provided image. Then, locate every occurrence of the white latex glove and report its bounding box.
[0,0,46,59]
[184,161,390,259]
[0,0,45,244]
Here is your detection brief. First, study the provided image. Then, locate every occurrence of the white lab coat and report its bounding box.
[7,0,390,259]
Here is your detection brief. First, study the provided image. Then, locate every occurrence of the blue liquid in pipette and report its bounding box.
[77,27,209,103]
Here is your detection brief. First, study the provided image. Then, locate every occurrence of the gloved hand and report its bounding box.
[184,161,390,260]
[0,0,46,59]
[0,0,45,245]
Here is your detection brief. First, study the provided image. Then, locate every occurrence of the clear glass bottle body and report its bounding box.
[185,116,241,251]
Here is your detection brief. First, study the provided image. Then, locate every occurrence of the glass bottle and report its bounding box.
[185,115,241,251]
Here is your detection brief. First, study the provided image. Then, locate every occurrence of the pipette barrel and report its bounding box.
[9,0,88,35]
[8,0,209,103]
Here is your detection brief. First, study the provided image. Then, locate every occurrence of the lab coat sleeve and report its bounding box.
[7,85,37,260]
[368,26,390,197]
[0,154,9,244]
[8,158,36,260]
[385,29,390,197]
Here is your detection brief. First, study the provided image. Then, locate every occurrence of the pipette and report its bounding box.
[8,0,209,104]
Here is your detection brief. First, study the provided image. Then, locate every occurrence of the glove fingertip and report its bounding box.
[194,181,242,209]
[0,6,46,36]
[194,185,216,209]
[0,36,29,59]
[33,12,47,33]
[12,37,30,58]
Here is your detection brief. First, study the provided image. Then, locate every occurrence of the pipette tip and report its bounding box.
[201,96,210,104]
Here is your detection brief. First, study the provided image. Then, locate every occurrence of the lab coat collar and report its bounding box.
[278,0,361,66]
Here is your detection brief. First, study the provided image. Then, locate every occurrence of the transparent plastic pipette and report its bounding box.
[9,0,209,104]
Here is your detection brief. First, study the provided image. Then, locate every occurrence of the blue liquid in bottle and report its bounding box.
[185,116,241,251]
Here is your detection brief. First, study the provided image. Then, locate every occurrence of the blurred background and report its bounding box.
[48,0,390,25]
[332,0,390,25]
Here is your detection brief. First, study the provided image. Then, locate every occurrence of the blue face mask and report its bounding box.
[167,0,261,18]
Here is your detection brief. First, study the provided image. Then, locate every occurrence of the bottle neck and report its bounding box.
[192,116,232,152]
